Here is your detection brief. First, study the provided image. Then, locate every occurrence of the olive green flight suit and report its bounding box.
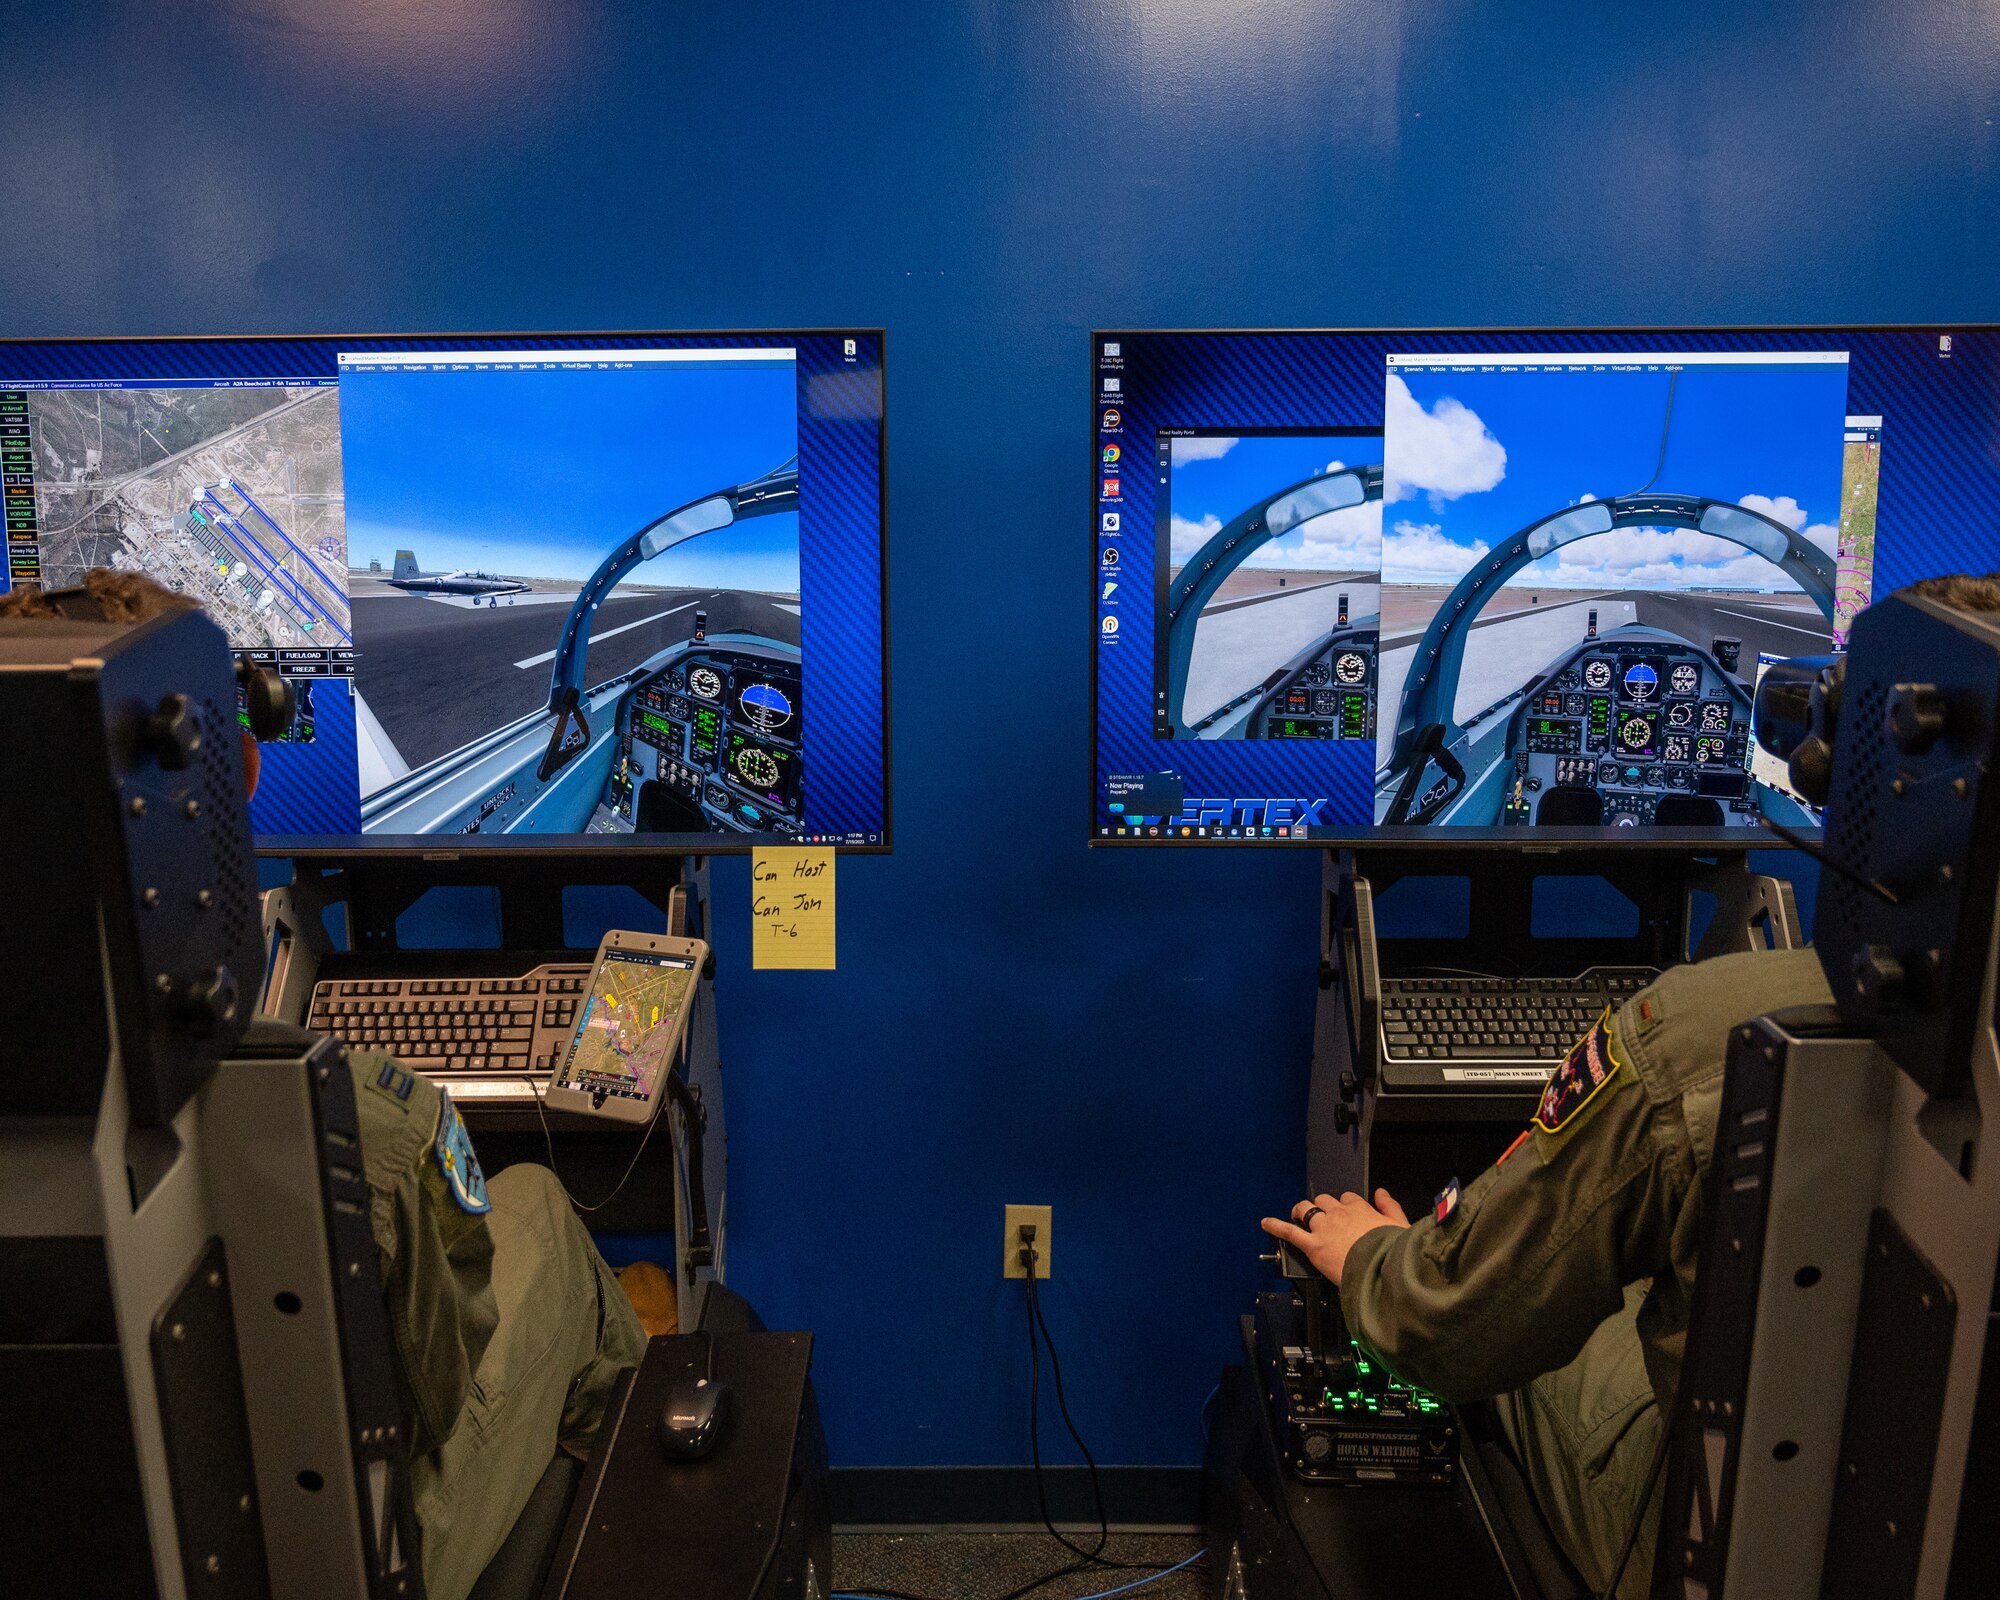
[1341,947,1834,1598]
[349,1051,647,1600]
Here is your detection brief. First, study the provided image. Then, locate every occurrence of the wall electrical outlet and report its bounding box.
[1003,1204,1052,1279]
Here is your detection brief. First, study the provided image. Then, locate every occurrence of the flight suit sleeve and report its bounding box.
[349,1052,500,1458]
[1340,1009,1698,1404]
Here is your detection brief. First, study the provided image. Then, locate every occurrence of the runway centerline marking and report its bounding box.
[512,601,698,669]
[1707,606,1830,638]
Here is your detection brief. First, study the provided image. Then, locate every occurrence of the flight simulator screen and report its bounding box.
[1093,328,1995,843]
[0,332,889,851]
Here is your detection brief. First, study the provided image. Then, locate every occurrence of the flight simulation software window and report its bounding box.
[0,332,889,851]
[1090,327,1995,844]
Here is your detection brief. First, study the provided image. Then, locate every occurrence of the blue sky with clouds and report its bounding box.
[1380,360,1849,590]
[1166,431,1384,572]
[340,361,800,589]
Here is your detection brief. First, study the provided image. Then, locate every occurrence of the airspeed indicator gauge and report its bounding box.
[688,665,724,702]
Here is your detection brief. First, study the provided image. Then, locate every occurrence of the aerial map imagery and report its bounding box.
[564,954,695,1096]
[20,384,350,649]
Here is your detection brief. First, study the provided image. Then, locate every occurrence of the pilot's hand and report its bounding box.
[1261,1190,1410,1286]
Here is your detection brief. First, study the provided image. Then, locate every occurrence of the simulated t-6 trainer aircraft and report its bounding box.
[361,462,803,839]
[1164,464,1384,741]
[382,550,534,597]
[1375,492,1836,829]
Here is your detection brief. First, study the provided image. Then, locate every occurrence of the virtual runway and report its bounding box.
[350,583,802,777]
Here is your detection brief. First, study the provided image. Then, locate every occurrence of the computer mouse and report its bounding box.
[656,1374,733,1460]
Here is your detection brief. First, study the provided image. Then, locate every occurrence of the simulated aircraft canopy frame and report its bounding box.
[1385,491,1837,767]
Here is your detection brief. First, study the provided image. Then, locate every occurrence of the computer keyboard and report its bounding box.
[1377,967,1658,1086]
[306,962,592,1102]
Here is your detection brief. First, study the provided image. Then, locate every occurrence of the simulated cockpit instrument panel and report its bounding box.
[599,650,806,835]
[1092,329,1998,844]
[1500,639,1752,828]
[0,332,889,851]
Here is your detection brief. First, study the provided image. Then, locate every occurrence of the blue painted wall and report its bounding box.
[5,1,1992,1470]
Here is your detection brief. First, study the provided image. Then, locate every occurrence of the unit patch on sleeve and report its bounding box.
[1433,1178,1461,1225]
[433,1090,491,1215]
[1534,1007,1626,1136]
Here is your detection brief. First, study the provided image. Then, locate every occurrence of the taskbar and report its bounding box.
[1098,823,1316,840]
[1093,822,1818,846]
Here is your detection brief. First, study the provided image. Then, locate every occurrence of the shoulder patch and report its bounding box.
[433,1090,490,1215]
[1433,1178,1461,1224]
[1534,1007,1626,1135]
[367,1060,417,1107]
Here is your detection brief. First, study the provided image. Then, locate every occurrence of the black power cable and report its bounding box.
[834,1231,1208,1600]
[1023,1249,1109,1565]
[1625,367,1680,496]
[519,972,705,1216]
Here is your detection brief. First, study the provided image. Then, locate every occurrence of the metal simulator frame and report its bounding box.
[0,609,423,1599]
[0,608,828,1599]
[1654,588,2000,1597]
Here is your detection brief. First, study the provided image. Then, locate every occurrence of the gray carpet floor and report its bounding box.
[832,1531,1208,1600]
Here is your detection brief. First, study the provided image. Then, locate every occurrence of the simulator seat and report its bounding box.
[0,605,827,1600]
[470,1453,585,1600]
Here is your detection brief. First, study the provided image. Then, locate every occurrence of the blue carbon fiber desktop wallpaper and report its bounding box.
[1093,328,2000,839]
[4,0,1997,1480]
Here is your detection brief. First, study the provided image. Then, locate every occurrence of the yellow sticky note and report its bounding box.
[750,848,836,969]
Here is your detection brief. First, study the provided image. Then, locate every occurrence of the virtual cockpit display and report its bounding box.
[1372,350,1844,830]
[1093,327,1995,843]
[0,332,890,851]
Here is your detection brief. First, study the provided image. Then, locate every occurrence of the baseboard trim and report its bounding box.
[831,1466,1202,1527]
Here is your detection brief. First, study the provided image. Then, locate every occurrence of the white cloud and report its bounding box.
[1575,492,1596,504]
[1326,459,1346,474]
[1505,521,1829,595]
[1383,375,1507,505]
[1801,522,1838,557]
[1554,526,1742,574]
[1382,519,1490,584]
[1242,501,1382,571]
[1169,512,1222,564]
[1170,436,1238,466]
[1737,493,1808,531]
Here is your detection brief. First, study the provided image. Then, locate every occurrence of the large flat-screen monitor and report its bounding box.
[1090,327,1997,844]
[0,332,889,853]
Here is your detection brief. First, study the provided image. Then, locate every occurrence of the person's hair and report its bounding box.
[0,568,199,624]
[1903,573,2000,613]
